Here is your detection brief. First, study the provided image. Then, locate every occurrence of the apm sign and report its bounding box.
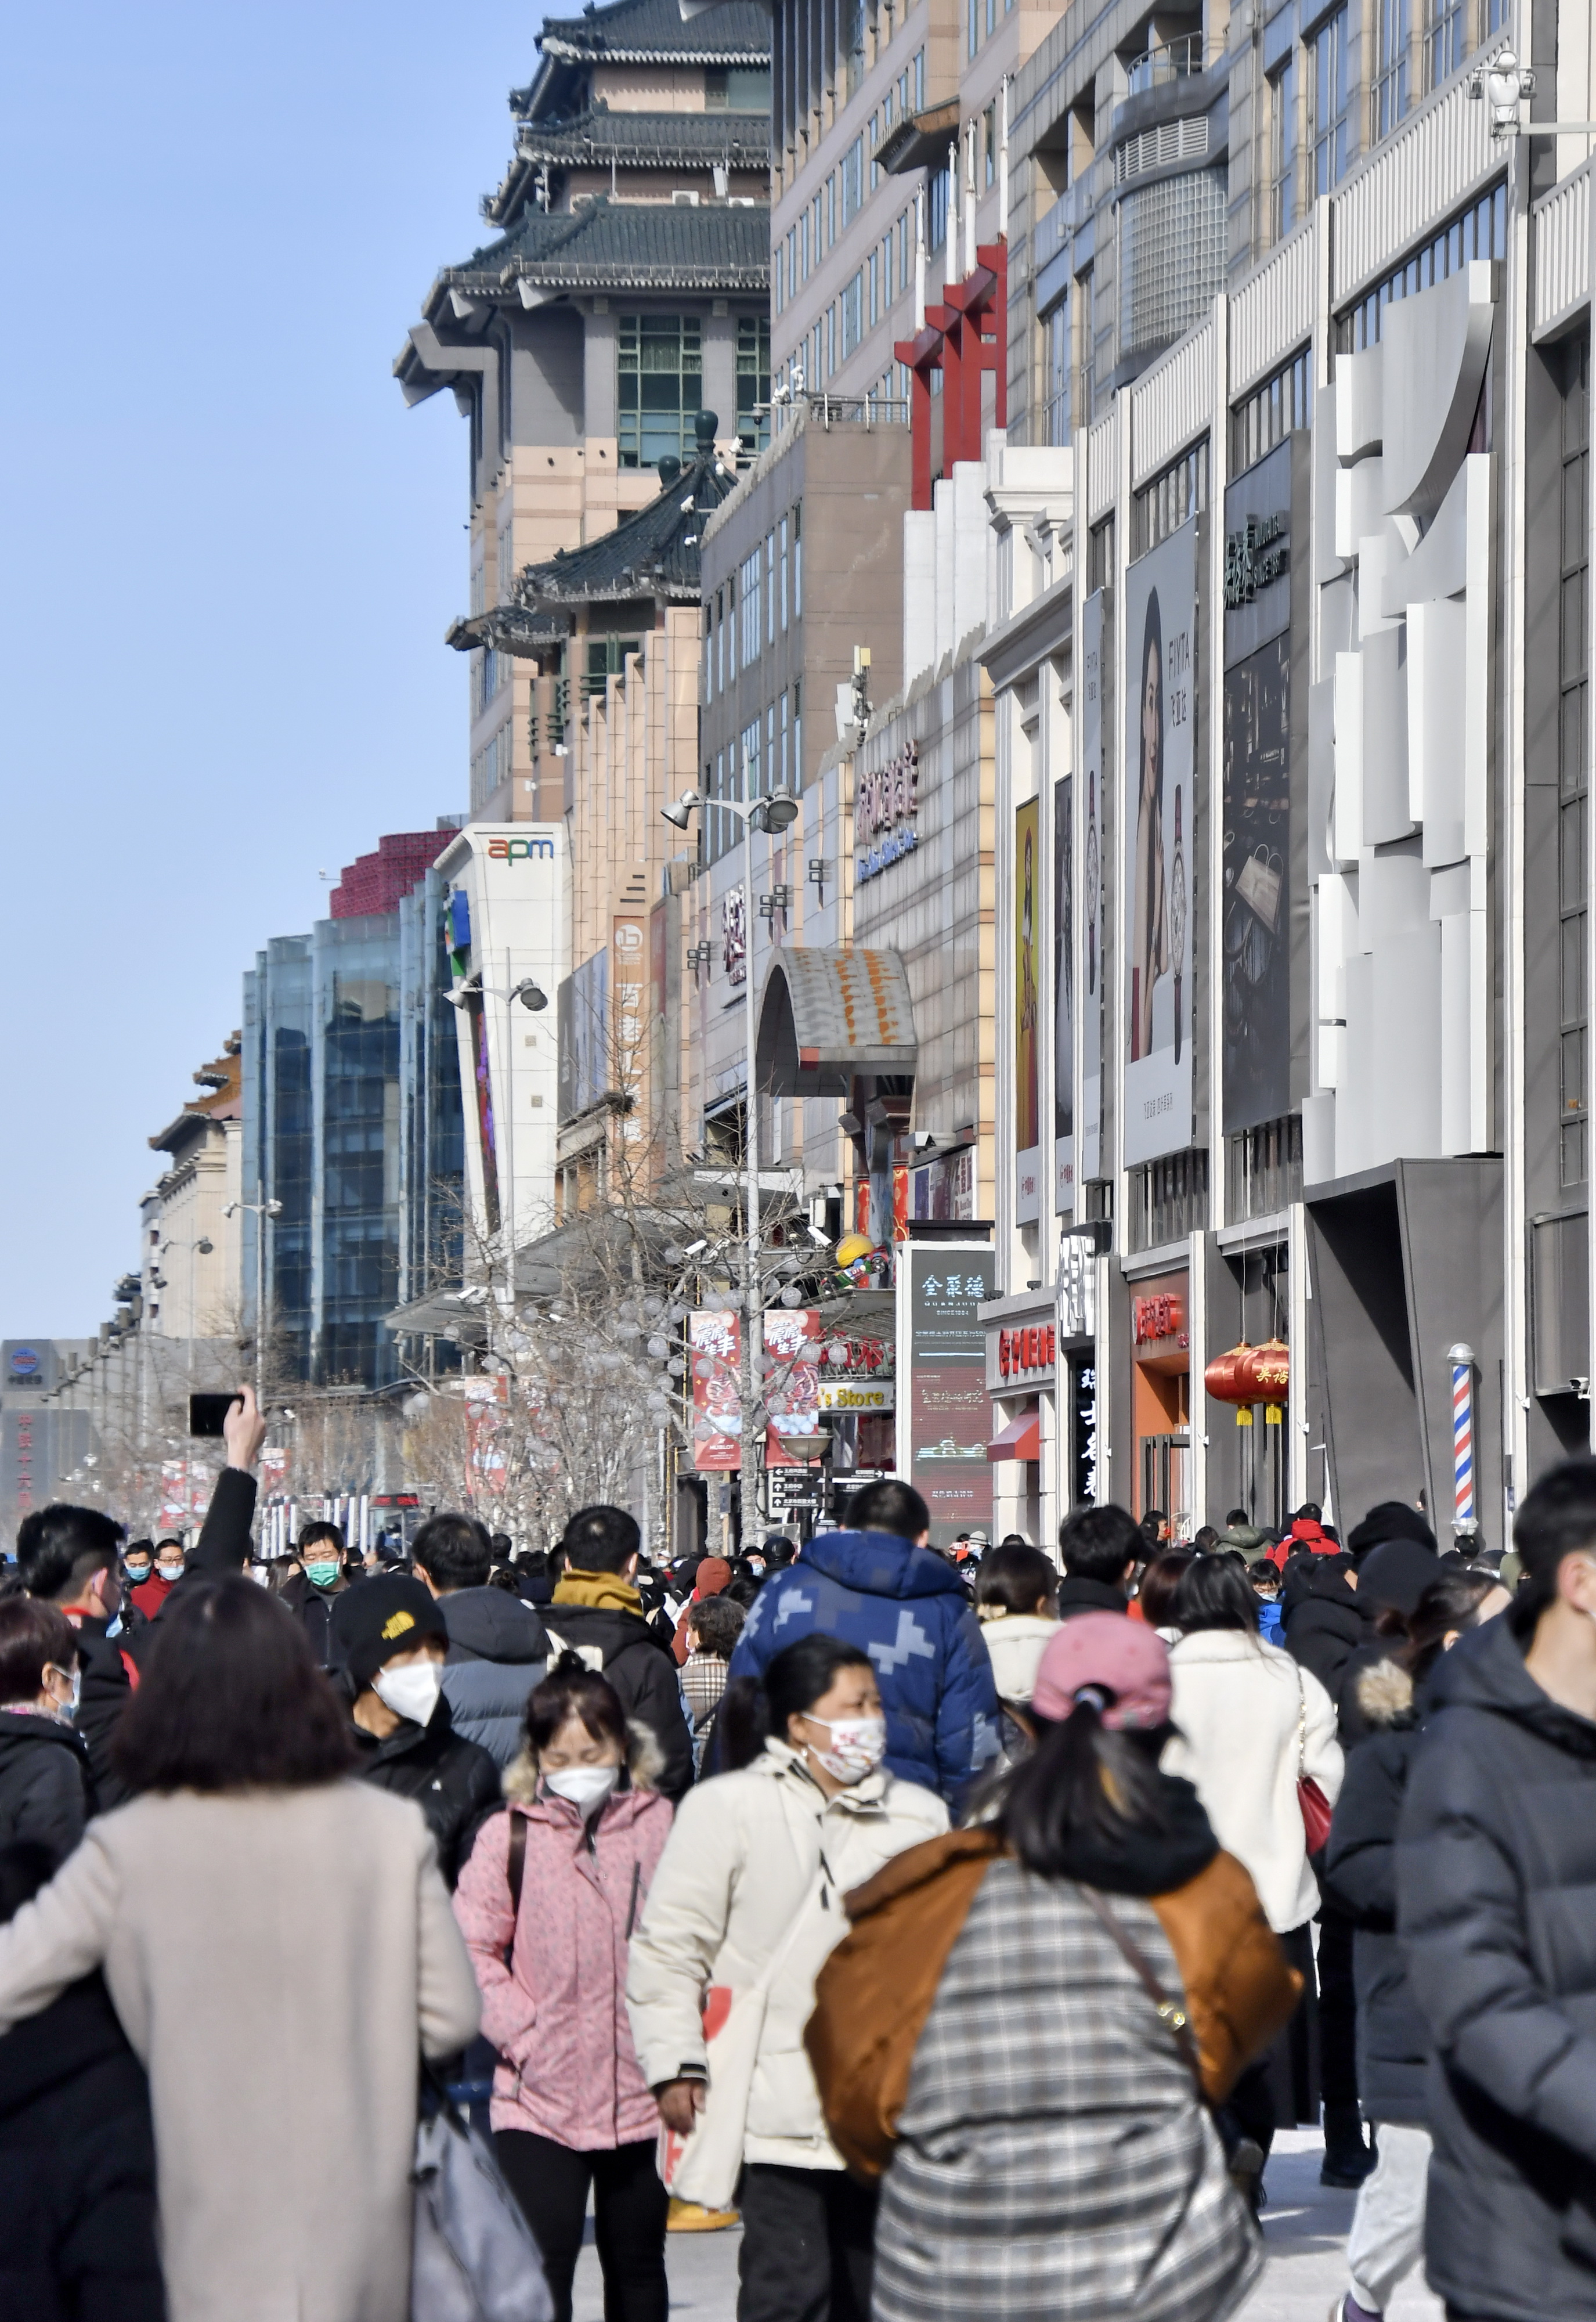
[486,836,555,862]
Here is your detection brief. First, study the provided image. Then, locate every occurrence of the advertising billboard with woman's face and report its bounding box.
[1123,520,1196,1165]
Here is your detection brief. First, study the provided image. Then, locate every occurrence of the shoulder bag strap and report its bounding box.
[1077,1881,1204,2091]
[503,1809,528,1971]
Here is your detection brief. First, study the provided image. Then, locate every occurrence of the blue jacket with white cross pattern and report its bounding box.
[725,1527,1001,1805]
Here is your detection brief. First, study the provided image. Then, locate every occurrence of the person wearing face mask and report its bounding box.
[627,1635,947,2322]
[0,1599,92,1865]
[1396,1459,1596,2322]
[453,1652,673,2322]
[279,1521,356,1669]
[333,1574,501,1887]
[129,1539,186,1623]
[14,1503,136,1812]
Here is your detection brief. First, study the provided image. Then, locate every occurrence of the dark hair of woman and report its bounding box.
[717,1634,874,1772]
[524,1649,627,1755]
[995,1694,1170,1875]
[1402,1570,1501,1686]
[0,1597,78,1704]
[1171,1551,1260,1635]
[976,1542,1059,1619]
[111,1578,356,1793]
[1135,1548,1194,1631]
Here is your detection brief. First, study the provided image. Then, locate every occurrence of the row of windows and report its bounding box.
[776,60,923,318]
[615,314,771,470]
[1230,347,1313,475]
[1265,0,1511,243]
[703,507,802,705]
[967,0,1015,60]
[703,687,804,861]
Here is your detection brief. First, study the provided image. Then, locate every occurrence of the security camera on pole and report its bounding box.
[662,774,800,1540]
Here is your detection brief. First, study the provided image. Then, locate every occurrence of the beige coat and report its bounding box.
[1162,1628,1344,1932]
[978,1611,1060,1706]
[0,1780,481,2322]
[626,1743,947,2169]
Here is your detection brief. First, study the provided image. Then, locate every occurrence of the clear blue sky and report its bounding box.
[1,3,537,1336]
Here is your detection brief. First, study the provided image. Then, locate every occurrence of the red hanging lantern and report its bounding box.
[1238,1339,1290,1403]
[1204,1343,1254,1405]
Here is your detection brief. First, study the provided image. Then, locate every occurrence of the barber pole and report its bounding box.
[1448,1343,1476,1534]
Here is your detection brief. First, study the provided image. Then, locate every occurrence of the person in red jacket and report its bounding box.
[454,1651,674,2322]
[128,1539,185,1622]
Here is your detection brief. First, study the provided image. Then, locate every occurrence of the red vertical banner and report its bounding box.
[690,1311,742,1471]
[764,1308,821,1464]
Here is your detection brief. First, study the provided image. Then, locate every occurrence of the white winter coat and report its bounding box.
[626,1742,947,2169]
[978,1611,1060,1706]
[1162,1628,1344,1932]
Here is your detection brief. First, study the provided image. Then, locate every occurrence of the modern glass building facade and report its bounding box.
[242,867,463,1389]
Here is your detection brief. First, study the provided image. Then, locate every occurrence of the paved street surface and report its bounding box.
[572,2130,1443,2321]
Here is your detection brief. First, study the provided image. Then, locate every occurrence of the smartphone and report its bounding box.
[189,1391,242,1439]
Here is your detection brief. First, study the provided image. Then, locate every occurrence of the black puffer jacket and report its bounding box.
[348,1692,502,1888]
[540,1602,693,1800]
[1056,1574,1131,1618]
[1397,1615,1596,2321]
[1321,1657,1427,2124]
[435,1587,549,1769]
[59,1624,133,1816]
[1283,1556,1368,1705]
[0,1716,93,1866]
[0,1967,165,2322]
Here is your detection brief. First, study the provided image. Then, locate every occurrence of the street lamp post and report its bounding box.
[443,971,548,1279]
[663,780,800,1542]
[161,1235,215,1389]
[225,1198,283,1401]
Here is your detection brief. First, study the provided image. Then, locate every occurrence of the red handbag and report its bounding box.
[1295,1676,1334,1852]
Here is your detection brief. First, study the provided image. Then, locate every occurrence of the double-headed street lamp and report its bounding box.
[159,1235,215,1387]
[662,781,801,1536]
[224,1198,282,1399]
[445,968,551,1266]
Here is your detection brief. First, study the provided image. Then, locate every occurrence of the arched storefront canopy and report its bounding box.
[754,946,918,1098]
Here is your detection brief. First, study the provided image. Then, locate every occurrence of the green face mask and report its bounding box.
[304,1560,342,1590]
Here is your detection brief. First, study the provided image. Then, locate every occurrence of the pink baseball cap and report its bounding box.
[1031,1613,1173,1731]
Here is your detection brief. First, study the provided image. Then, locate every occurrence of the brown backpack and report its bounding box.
[804,1830,1302,2181]
[804,1827,1005,2180]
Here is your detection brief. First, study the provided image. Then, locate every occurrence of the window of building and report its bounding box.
[617,315,703,469]
[740,550,763,664]
[584,634,641,697]
[845,0,866,97]
[792,680,803,790]
[841,135,865,226]
[915,48,926,107]
[1371,0,1410,140]
[1268,55,1297,243]
[827,172,837,248]
[1335,179,1507,349]
[779,514,790,630]
[929,162,950,250]
[968,0,980,59]
[1561,334,1589,1189]
[741,715,763,802]
[1086,515,1114,594]
[765,530,776,647]
[1308,8,1351,199]
[736,315,771,458]
[793,504,803,616]
[841,270,864,359]
[1425,0,1465,88]
[1126,1149,1209,1251]
[984,103,997,187]
[1077,264,1096,423]
[1229,345,1313,473]
[825,304,836,378]
[1043,296,1070,448]
[1131,438,1209,558]
[868,246,880,327]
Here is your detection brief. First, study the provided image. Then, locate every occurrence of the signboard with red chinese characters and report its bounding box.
[1132,1288,1187,1351]
[983,1296,1059,1393]
[689,1309,742,1471]
[764,1307,822,1464]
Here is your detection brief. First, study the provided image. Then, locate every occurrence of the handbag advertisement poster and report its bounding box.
[1122,520,1196,1166]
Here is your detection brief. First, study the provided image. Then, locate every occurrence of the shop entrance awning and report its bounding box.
[755,947,918,1099]
[988,1409,1041,1462]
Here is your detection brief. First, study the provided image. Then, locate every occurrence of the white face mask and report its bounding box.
[372,1660,443,1729]
[156,1562,184,1585]
[805,1714,887,1784]
[543,1764,620,1815]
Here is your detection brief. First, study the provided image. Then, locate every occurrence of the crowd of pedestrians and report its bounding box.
[0,1382,1594,2322]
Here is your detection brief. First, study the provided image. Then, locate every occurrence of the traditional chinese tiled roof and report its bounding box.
[445,606,567,658]
[513,432,737,607]
[518,0,768,77]
[438,195,770,295]
[509,106,769,170]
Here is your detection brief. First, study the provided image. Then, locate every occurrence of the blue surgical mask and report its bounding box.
[124,1561,151,1585]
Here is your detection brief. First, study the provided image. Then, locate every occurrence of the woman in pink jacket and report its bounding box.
[454,1649,674,2322]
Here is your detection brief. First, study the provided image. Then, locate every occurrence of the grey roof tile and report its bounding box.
[514,438,738,606]
[442,196,770,291]
[510,106,770,168]
[522,0,768,71]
